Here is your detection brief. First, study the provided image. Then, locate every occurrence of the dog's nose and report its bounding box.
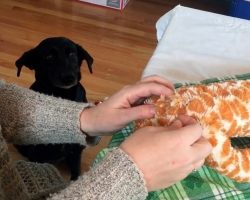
[61,75,75,85]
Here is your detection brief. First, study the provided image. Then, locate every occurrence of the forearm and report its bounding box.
[49,148,148,200]
[0,80,90,145]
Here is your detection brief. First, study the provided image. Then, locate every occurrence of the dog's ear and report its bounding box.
[15,48,38,77]
[76,44,93,74]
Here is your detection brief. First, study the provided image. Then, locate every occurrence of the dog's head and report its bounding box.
[16,37,93,89]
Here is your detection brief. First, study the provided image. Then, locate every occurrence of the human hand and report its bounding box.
[120,115,212,192]
[80,75,174,136]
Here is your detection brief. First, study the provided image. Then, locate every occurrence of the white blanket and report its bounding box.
[142,5,250,83]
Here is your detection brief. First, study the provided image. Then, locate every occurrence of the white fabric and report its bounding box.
[142,5,250,83]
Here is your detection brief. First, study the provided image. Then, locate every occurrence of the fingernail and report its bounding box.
[170,119,182,128]
[172,119,181,125]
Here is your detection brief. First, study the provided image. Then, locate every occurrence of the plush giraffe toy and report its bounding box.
[135,80,250,183]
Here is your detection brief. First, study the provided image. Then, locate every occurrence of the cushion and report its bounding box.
[142,5,250,84]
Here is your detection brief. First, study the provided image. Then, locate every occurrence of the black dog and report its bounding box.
[15,37,100,180]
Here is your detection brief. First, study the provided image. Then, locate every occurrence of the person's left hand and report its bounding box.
[80,75,174,136]
[120,115,212,191]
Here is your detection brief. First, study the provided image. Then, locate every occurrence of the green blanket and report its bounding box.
[94,73,250,200]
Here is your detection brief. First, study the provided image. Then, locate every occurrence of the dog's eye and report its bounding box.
[69,52,76,57]
[46,54,54,60]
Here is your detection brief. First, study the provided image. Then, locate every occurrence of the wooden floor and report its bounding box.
[0,0,229,180]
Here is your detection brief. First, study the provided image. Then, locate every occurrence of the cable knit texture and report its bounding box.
[0,127,67,200]
[49,148,148,200]
[0,80,89,145]
[0,80,148,200]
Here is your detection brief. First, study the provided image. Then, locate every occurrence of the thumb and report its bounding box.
[173,123,203,145]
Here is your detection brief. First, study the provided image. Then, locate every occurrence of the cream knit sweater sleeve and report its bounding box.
[49,147,148,200]
[0,80,148,200]
[0,80,88,145]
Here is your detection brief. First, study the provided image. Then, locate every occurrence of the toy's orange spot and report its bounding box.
[200,93,214,107]
[204,112,219,125]
[217,85,230,96]
[221,139,231,158]
[227,120,237,137]
[235,99,249,119]
[208,135,217,147]
[187,99,205,113]
[241,150,250,173]
[229,100,240,116]
[221,151,236,170]
[219,100,233,121]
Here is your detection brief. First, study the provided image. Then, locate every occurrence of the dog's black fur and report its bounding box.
[15,37,99,180]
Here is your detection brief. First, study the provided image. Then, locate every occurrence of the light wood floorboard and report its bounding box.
[0,0,228,180]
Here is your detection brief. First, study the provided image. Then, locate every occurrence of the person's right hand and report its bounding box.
[80,75,174,136]
[120,115,212,192]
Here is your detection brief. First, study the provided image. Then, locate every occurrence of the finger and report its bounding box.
[140,75,175,90]
[127,82,174,106]
[177,115,197,126]
[118,105,156,124]
[127,107,186,129]
[191,137,212,161]
[173,123,203,145]
[167,119,183,130]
